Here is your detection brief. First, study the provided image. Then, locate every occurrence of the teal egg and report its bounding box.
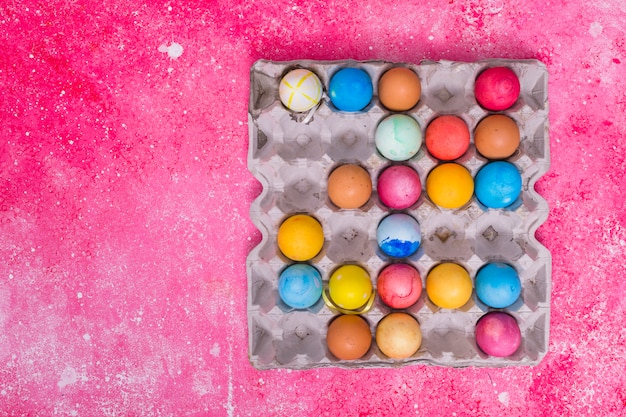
[375,114,422,161]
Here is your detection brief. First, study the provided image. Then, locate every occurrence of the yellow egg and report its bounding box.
[277,214,324,261]
[328,265,373,310]
[426,263,473,309]
[426,163,474,209]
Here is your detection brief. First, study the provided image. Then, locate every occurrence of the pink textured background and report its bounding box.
[1,0,625,416]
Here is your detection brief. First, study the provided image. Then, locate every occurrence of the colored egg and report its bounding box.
[426,263,473,309]
[375,312,422,359]
[475,263,521,308]
[377,263,422,309]
[474,161,522,208]
[377,165,422,209]
[378,67,422,111]
[425,115,470,161]
[327,164,372,209]
[474,67,520,111]
[278,264,323,309]
[328,67,373,112]
[376,213,422,258]
[326,314,372,360]
[375,114,422,161]
[277,214,324,261]
[474,115,520,159]
[279,68,323,112]
[475,312,522,357]
[328,265,373,311]
[425,163,474,209]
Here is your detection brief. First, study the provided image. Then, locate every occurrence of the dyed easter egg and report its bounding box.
[425,115,470,161]
[474,66,520,111]
[327,314,372,360]
[378,67,421,111]
[425,163,474,209]
[278,264,323,309]
[376,213,422,258]
[376,312,422,359]
[475,263,521,308]
[377,165,422,209]
[426,263,473,309]
[474,115,520,159]
[277,214,324,261]
[377,263,422,309]
[474,161,522,209]
[279,68,323,112]
[327,164,372,209]
[475,312,522,357]
[327,265,373,311]
[375,114,422,161]
[328,67,373,112]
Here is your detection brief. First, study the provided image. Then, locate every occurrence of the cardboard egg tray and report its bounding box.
[247,59,551,369]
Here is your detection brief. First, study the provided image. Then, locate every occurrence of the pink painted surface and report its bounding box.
[1,0,625,415]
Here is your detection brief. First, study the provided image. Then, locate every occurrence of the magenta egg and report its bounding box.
[475,312,521,357]
[377,165,421,209]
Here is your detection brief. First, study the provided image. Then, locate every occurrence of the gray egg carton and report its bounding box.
[247,59,551,369]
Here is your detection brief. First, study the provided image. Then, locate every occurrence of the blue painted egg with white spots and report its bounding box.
[376,213,422,258]
[278,264,323,309]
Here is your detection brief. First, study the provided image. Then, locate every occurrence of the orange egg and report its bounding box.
[327,164,372,209]
[474,115,520,159]
[326,315,372,360]
[378,67,421,111]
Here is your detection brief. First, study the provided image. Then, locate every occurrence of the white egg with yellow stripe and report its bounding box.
[279,69,323,112]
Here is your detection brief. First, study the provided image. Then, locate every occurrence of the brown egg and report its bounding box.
[326,314,372,360]
[474,115,520,159]
[327,164,372,209]
[375,312,422,359]
[378,67,421,111]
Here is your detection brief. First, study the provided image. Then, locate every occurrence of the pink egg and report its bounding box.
[377,165,421,209]
[475,312,521,357]
[377,263,422,309]
[474,67,520,111]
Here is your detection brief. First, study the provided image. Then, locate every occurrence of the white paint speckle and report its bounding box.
[589,21,603,37]
[158,42,184,60]
[210,342,220,357]
[498,391,510,406]
[58,366,88,389]
[77,292,83,299]
[83,333,91,342]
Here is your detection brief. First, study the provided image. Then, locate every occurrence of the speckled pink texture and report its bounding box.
[1,0,625,416]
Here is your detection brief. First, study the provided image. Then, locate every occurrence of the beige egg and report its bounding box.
[375,312,422,359]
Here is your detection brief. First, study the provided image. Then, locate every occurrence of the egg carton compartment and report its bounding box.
[248,59,551,369]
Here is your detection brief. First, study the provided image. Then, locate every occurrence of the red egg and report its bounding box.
[474,67,520,111]
[377,165,421,209]
[425,115,470,161]
[377,263,422,309]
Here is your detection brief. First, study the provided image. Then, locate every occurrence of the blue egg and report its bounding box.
[328,67,373,112]
[475,263,521,308]
[376,213,422,258]
[474,161,522,208]
[278,264,323,309]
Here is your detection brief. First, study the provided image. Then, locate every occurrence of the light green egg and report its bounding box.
[375,114,423,161]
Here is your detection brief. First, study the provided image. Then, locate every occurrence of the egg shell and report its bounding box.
[474,161,522,209]
[328,265,373,310]
[375,114,423,161]
[474,66,521,111]
[377,165,422,209]
[377,263,422,309]
[327,164,372,209]
[426,263,473,309]
[378,67,422,111]
[277,214,324,261]
[375,312,422,359]
[425,115,470,161]
[278,264,323,309]
[475,312,522,357]
[278,68,323,112]
[475,263,521,309]
[425,163,474,209]
[474,114,520,159]
[328,67,373,112]
[376,213,422,258]
[326,314,372,360]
